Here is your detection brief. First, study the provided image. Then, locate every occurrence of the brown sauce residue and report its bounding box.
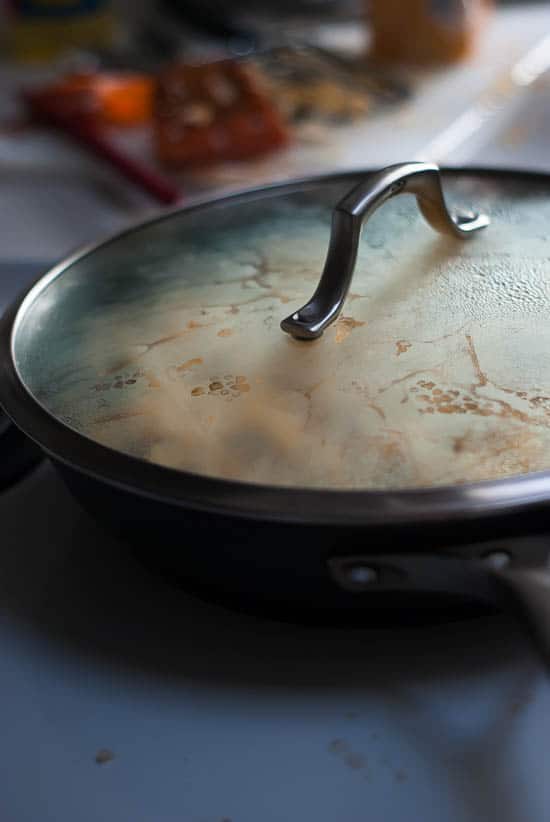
[106,320,211,374]
[217,328,233,337]
[453,434,467,453]
[465,333,488,387]
[414,375,547,429]
[176,357,203,373]
[328,739,348,754]
[368,403,386,420]
[328,739,368,775]
[93,410,146,424]
[378,369,443,395]
[447,427,540,476]
[95,749,115,765]
[192,374,251,400]
[396,339,412,356]
[334,316,366,344]
[145,370,161,389]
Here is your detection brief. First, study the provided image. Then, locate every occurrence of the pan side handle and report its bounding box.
[491,565,550,668]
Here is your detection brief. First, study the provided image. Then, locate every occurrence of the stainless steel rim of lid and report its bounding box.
[2,165,550,528]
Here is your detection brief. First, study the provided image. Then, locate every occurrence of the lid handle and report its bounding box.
[280,161,489,340]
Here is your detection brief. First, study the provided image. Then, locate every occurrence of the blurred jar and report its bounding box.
[6,1,116,62]
[369,0,494,65]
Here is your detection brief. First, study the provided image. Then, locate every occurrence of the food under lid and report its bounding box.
[12,168,550,490]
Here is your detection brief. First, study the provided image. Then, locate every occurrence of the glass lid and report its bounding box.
[12,164,550,490]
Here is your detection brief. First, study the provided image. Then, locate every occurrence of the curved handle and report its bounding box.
[281,162,490,340]
[491,565,550,669]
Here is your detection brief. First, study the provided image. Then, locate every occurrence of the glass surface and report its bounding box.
[14,173,550,489]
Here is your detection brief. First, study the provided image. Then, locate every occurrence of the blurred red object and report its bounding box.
[23,71,154,126]
[22,82,180,206]
[154,61,290,168]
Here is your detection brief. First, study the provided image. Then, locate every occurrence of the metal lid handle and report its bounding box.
[281,161,490,341]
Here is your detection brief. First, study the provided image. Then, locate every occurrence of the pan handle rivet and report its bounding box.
[482,551,511,570]
[345,564,379,586]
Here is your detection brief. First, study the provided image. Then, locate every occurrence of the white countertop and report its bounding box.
[1,463,549,822]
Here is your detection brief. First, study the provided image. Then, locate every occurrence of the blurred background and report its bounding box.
[1,0,550,270]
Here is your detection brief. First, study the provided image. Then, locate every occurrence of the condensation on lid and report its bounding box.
[12,172,550,490]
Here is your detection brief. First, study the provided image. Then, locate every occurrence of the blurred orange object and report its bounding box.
[369,0,493,65]
[154,61,290,168]
[28,72,154,127]
[94,74,154,126]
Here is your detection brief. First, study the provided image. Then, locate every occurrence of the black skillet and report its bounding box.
[2,162,550,659]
